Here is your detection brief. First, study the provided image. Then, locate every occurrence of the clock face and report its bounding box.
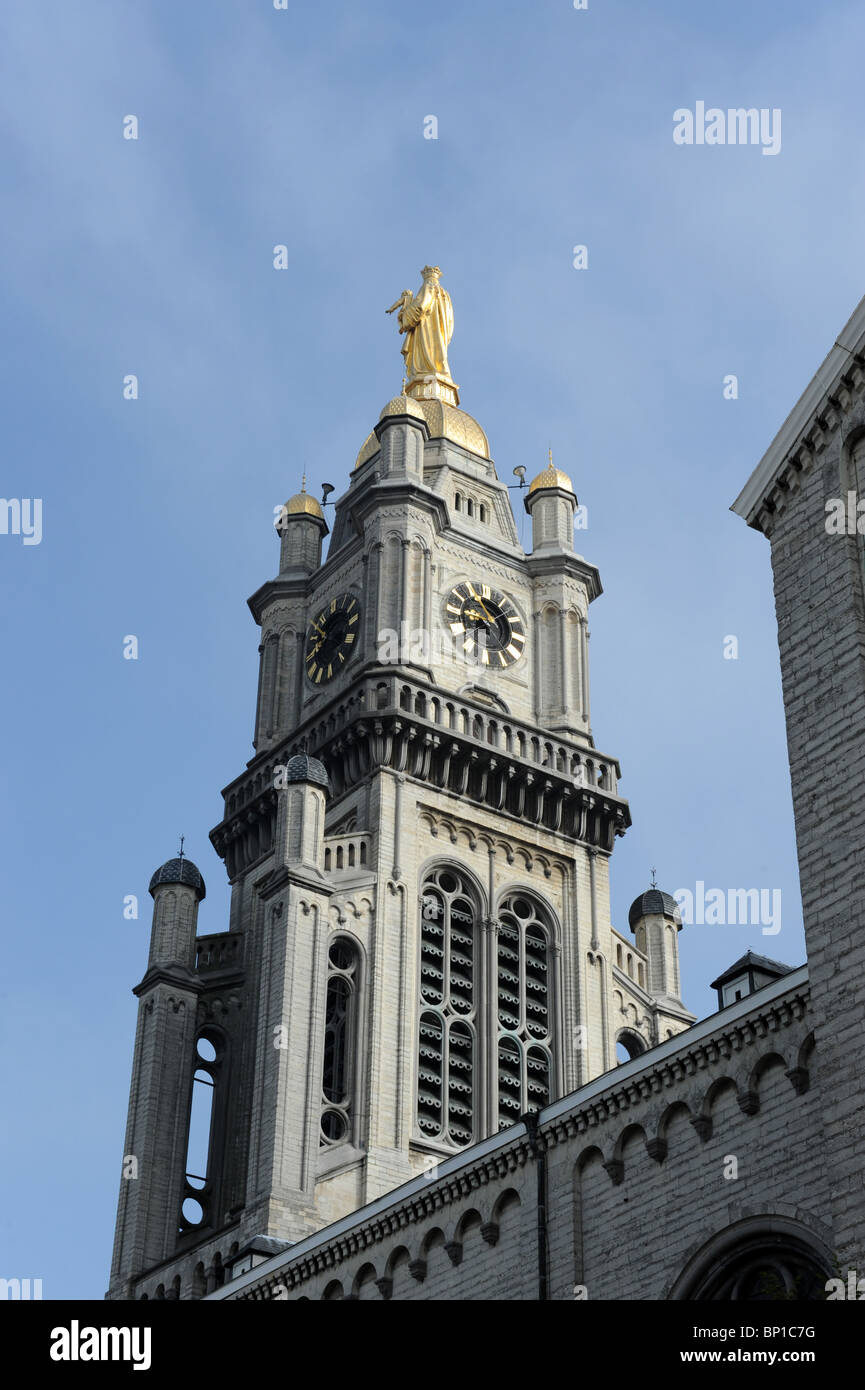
[446,581,525,668]
[305,593,361,684]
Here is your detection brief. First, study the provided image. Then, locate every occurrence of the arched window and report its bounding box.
[466,498,474,518]
[673,1221,833,1301]
[321,938,359,1146]
[496,894,553,1129]
[479,504,487,524]
[454,492,462,512]
[616,1030,645,1064]
[417,868,477,1148]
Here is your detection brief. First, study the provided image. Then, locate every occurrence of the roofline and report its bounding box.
[207,962,808,1301]
[709,950,794,990]
[731,294,865,526]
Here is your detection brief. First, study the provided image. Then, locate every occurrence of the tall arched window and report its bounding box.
[417,868,477,1148]
[321,937,360,1146]
[496,894,553,1130]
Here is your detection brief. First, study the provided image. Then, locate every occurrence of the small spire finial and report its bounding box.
[650,866,657,888]
[178,834,185,864]
[548,444,553,468]
[300,472,307,493]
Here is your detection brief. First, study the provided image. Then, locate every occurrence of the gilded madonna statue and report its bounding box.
[386,266,459,405]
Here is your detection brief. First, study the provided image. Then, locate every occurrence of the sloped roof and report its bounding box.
[710,949,793,992]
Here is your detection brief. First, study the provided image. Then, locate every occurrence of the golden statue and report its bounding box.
[386,265,459,405]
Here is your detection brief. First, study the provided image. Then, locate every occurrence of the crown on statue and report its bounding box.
[421,265,442,278]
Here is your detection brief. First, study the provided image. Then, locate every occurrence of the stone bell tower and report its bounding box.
[107,268,692,1299]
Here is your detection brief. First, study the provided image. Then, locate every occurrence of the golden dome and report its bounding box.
[355,394,490,468]
[380,394,426,422]
[283,489,324,519]
[416,398,490,459]
[527,464,574,495]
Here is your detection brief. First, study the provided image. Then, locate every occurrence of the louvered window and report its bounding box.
[417,868,476,1147]
[496,895,553,1129]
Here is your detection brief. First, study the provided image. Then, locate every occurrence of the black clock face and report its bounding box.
[305,593,361,684]
[446,581,525,668]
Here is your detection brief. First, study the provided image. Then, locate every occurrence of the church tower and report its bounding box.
[107,270,692,1300]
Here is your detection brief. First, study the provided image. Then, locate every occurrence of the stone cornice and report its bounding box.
[346,475,451,544]
[247,534,368,624]
[731,294,865,532]
[525,549,602,602]
[253,863,334,899]
[133,963,204,998]
[216,672,621,808]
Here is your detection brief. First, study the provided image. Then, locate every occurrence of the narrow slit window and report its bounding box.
[321,938,359,1146]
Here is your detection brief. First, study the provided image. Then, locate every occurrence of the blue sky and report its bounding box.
[1,0,863,1299]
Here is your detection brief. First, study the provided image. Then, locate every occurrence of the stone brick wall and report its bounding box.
[201,969,823,1302]
[734,338,865,1273]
